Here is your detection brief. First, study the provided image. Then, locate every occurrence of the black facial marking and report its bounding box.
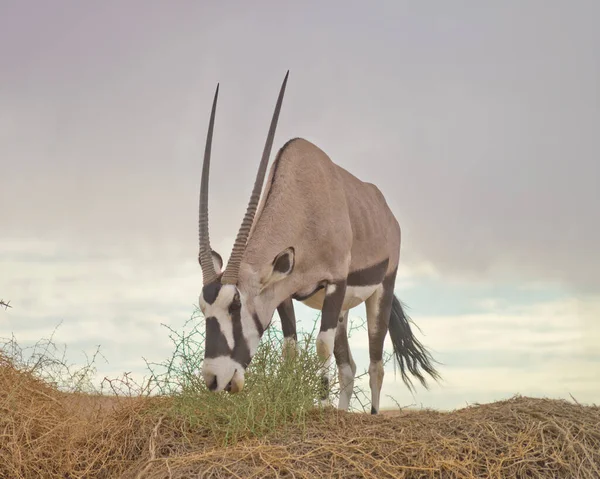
[202,282,222,305]
[204,317,232,358]
[208,376,218,391]
[229,291,241,312]
[203,290,254,369]
[229,304,252,368]
[347,258,390,287]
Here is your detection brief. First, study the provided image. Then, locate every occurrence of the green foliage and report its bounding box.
[142,310,342,445]
[2,305,392,447]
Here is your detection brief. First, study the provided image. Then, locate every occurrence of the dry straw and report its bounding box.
[132,396,600,479]
[2,352,599,478]
[2,318,599,478]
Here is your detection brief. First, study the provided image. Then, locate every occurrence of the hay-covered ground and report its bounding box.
[2,319,599,479]
[131,396,600,479]
[2,352,599,478]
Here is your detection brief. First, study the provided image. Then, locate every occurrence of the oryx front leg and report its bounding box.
[277,297,298,361]
[317,281,347,407]
[334,311,356,411]
[365,278,395,414]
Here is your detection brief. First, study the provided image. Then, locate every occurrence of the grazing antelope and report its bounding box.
[197,71,439,414]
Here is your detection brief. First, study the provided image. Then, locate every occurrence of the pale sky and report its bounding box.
[1,0,599,410]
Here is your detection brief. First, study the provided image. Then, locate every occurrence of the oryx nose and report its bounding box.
[206,374,218,391]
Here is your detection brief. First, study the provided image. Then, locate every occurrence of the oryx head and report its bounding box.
[197,72,293,394]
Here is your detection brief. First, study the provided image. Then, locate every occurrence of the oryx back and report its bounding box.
[196,71,439,411]
[242,137,400,311]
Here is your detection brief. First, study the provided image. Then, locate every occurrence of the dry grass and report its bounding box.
[2,313,598,478]
[134,396,600,479]
[2,349,599,479]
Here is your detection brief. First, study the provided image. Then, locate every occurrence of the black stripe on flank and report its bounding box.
[347,258,389,287]
[292,283,325,301]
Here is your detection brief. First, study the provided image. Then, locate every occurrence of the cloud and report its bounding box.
[1,1,599,412]
[1,1,598,293]
[2,236,599,411]
[344,295,600,410]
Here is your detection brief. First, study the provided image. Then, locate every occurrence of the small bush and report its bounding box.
[142,311,344,445]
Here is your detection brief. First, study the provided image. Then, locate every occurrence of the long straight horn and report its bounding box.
[221,71,289,285]
[198,84,220,285]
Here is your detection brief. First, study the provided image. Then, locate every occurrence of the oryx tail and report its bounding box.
[388,295,441,392]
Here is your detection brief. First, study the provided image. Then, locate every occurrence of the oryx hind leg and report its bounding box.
[364,273,396,414]
[277,297,297,360]
[333,310,356,411]
[317,280,347,406]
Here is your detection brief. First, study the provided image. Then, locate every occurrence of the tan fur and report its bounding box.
[198,77,417,403]
[239,138,401,311]
[300,284,379,311]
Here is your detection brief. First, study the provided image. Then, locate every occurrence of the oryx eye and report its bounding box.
[229,292,241,312]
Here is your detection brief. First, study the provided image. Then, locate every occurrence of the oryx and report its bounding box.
[197,71,439,414]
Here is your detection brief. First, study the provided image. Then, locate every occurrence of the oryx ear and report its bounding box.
[259,247,295,291]
[211,250,223,275]
[263,247,294,286]
[273,247,294,276]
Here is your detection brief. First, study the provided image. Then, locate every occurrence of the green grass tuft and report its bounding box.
[3,307,387,448]
[142,310,343,445]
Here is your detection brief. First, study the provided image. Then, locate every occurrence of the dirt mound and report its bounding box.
[2,353,599,478]
[0,352,159,478]
[129,396,600,479]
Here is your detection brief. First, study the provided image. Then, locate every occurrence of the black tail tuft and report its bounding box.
[388,294,441,392]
